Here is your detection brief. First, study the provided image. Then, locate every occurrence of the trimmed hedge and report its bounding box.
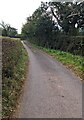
[2,38,28,118]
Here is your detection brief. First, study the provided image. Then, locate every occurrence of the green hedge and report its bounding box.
[28,35,84,56]
[2,38,28,118]
[53,36,84,56]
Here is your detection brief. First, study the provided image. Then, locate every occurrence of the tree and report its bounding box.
[0,21,18,37]
[8,27,17,37]
[48,1,84,35]
[21,2,59,47]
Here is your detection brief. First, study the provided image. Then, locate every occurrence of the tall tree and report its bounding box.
[48,1,84,35]
[21,2,59,47]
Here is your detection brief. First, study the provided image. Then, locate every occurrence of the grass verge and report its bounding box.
[2,38,28,118]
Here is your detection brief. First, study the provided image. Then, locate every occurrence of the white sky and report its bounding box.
[0,0,49,33]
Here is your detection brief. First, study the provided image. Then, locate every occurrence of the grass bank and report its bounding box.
[2,38,28,118]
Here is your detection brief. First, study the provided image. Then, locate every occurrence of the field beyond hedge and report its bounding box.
[2,38,28,118]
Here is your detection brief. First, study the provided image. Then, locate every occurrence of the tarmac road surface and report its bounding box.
[15,41,82,118]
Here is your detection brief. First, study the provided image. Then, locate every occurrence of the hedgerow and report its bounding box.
[2,38,28,118]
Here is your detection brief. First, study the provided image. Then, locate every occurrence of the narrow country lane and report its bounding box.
[15,41,82,118]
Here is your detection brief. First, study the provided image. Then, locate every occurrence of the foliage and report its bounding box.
[51,35,84,56]
[22,5,59,46]
[22,1,84,37]
[0,21,18,37]
[49,2,84,35]
[2,38,28,118]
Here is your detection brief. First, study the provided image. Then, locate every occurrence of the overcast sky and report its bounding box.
[0,0,49,33]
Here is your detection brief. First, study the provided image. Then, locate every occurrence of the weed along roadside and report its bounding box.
[2,37,28,118]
